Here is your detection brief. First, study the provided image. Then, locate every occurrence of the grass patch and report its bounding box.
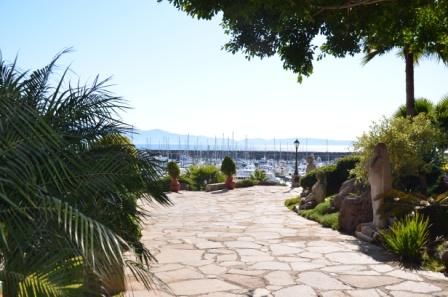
[298,198,340,230]
[284,196,300,210]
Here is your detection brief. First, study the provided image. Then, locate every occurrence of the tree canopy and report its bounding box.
[163,0,448,80]
[163,0,448,114]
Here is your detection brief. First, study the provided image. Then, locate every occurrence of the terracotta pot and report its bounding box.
[225,176,235,190]
[170,177,181,192]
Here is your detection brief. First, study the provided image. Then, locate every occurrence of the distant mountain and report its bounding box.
[128,129,353,152]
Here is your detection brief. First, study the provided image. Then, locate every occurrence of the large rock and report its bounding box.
[368,143,392,229]
[339,189,373,234]
[299,172,327,210]
[332,178,356,211]
[331,178,369,213]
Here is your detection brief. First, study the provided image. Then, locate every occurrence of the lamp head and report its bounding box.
[294,139,300,149]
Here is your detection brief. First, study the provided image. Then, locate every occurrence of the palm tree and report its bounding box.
[394,95,448,150]
[363,46,447,117]
[433,95,448,150]
[393,98,434,118]
[0,50,170,296]
[434,95,448,133]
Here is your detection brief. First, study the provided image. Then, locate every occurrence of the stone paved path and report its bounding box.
[128,186,448,297]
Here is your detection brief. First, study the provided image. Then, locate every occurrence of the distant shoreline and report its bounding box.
[131,129,354,153]
[135,144,354,153]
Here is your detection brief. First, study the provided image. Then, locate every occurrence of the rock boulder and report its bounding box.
[339,189,373,234]
[332,178,356,211]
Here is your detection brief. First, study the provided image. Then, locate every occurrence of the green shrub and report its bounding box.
[167,161,180,179]
[300,155,360,196]
[284,196,300,210]
[335,155,361,177]
[179,175,196,190]
[156,175,196,191]
[299,198,340,230]
[300,171,317,189]
[221,156,236,177]
[421,196,448,237]
[396,95,448,160]
[251,169,267,182]
[381,213,430,264]
[383,190,424,219]
[236,179,258,188]
[320,165,341,195]
[352,114,442,191]
[185,165,225,190]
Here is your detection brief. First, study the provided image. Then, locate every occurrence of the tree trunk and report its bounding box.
[404,47,415,117]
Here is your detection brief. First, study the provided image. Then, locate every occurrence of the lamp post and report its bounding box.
[294,139,300,175]
[293,139,300,187]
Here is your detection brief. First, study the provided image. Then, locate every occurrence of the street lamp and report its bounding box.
[294,139,300,176]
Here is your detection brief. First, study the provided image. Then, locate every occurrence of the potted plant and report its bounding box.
[221,156,236,190]
[167,161,181,192]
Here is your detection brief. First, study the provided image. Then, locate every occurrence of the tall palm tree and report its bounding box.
[393,97,434,118]
[0,50,170,296]
[363,45,447,117]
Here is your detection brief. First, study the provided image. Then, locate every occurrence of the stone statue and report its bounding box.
[367,143,392,229]
[300,172,327,210]
[306,155,316,174]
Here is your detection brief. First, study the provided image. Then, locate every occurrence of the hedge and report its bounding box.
[300,155,360,196]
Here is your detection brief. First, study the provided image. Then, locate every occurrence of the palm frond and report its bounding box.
[394,98,434,118]
[361,47,390,65]
[0,51,170,296]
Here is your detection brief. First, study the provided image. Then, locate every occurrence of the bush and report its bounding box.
[185,164,225,190]
[251,169,267,182]
[284,196,300,210]
[299,198,340,230]
[420,196,448,237]
[179,175,196,190]
[352,114,442,191]
[300,155,360,196]
[300,171,317,189]
[156,175,196,191]
[383,190,424,219]
[381,213,430,264]
[221,156,236,177]
[236,179,258,188]
[167,161,180,179]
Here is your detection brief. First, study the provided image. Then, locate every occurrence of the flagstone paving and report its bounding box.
[127,186,448,297]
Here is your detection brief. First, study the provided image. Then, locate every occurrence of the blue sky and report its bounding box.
[2,0,448,140]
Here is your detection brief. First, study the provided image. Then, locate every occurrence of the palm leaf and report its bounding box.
[0,52,170,296]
